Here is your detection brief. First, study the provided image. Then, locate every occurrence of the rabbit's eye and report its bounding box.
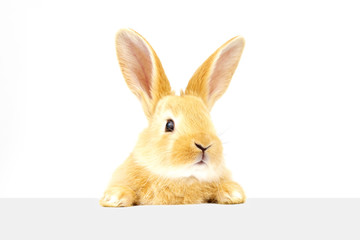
[165,119,175,132]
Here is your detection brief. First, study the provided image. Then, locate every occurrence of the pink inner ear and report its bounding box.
[208,41,242,100]
[122,34,153,99]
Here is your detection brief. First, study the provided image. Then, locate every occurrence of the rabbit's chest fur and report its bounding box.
[118,157,227,205]
[136,176,218,205]
[101,157,244,207]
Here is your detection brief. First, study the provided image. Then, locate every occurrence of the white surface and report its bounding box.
[0,198,359,240]
[0,0,360,198]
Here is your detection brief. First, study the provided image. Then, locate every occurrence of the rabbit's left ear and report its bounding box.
[185,36,245,110]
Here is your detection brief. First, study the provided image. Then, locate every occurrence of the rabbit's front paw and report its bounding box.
[216,181,246,204]
[99,186,136,207]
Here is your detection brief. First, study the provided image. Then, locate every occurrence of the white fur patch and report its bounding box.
[231,191,242,199]
[137,155,224,182]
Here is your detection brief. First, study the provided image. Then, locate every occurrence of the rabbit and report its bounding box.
[100,29,246,207]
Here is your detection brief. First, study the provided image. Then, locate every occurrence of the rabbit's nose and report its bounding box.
[194,143,212,152]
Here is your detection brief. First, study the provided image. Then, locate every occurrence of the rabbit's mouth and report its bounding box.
[194,154,209,166]
[196,160,207,165]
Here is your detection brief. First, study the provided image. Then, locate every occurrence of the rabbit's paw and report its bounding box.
[100,186,136,207]
[216,181,246,204]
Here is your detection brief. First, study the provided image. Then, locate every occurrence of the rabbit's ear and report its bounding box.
[185,36,245,110]
[116,29,172,118]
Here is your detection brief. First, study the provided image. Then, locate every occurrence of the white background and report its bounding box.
[0,0,359,198]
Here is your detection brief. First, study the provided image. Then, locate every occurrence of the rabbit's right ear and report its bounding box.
[115,29,172,118]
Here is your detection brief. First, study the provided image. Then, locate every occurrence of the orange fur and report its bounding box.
[100,29,246,207]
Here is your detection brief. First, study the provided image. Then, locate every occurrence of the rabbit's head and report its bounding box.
[116,29,245,182]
